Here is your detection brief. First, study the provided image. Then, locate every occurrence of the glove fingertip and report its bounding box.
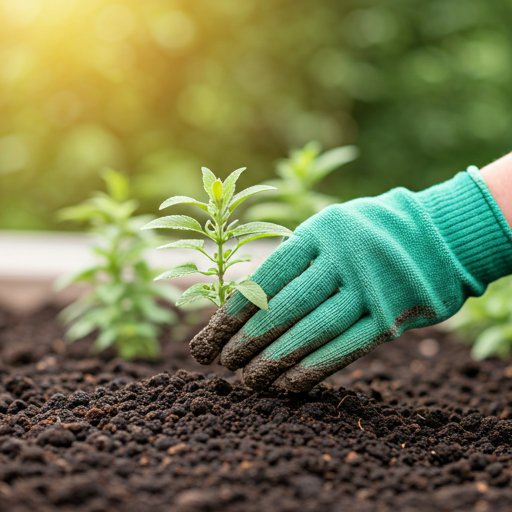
[189,302,256,365]
[189,329,221,365]
[274,365,326,393]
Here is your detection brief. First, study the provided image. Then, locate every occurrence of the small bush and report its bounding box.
[57,169,179,359]
[244,141,358,229]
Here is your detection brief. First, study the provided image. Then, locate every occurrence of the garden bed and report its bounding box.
[1,307,512,512]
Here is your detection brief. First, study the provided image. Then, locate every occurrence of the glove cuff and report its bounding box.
[416,167,512,287]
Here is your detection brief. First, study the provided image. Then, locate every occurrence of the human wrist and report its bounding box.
[480,153,512,230]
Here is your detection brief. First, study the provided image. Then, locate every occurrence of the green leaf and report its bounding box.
[226,219,239,231]
[202,167,217,197]
[310,145,359,184]
[54,266,102,291]
[159,196,209,212]
[231,222,293,238]
[222,167,246,202]
[157,239,205,251]
[102,168,130,202]
[135,296,175,324]
[56,203,102,223]
[95,327,119,350]
[90,195,139,221]
[212,179,223,201]
[119,240,147,267]
[235,231,292,249]
[235,280,268,310]
[66,306,113,341]
[150,283,182,303]
[176,283,217,307]
[133,260,152,280]
[471,325,512,360]
[66,318,99,342]
[96,283,126,304]
[58,296,94,324]
[229,185,276,211]
[154,263,200,281]
[226,255,252,269]
[141,215,203,234]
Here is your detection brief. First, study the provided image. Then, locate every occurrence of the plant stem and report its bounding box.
[217,240,225,305]
[214,212,226,306]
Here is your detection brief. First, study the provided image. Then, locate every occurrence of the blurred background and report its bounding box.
[1,0,512,231]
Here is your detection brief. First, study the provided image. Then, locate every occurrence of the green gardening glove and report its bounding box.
[190,168,512,392]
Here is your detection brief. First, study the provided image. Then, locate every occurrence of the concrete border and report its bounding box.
[0,230,279,312]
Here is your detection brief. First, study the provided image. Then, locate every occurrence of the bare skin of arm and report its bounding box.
[481,153,512,229]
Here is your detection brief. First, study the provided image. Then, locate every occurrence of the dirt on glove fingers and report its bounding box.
[243,345,313,390]
[189,302,257,365]
[3,307,512,511]
[274,306,439,393]
[220,323,296,372]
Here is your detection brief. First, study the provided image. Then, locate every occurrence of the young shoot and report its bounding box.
[245,141,359,229]
[56,169,180,359]
[142,167,293,310]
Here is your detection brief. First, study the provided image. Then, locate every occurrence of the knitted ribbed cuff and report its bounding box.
[416,167,512,286]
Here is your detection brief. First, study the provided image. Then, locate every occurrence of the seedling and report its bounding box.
[56,169,179,359]
[449,275,512,360]
[245,141,359,229]
[141,167,293,310]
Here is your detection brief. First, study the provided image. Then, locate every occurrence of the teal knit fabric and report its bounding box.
[190,169,512,391]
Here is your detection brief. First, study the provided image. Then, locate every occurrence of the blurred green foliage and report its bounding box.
[57,169,180,359]
[245,141,358,229]
[1,0,512,230]
[449,276,512,360]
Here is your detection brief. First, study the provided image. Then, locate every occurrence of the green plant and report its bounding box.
[56,169,179,359]
[141,167,293,309]
[448,276,512,360]
[244,141,359,229]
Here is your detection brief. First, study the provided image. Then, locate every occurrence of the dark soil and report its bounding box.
[2,307,512,512]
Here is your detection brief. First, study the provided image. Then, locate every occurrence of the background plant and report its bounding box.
[142,167,293,309]
[244,141,358,229]
[448,276,512,360]
[3,1,512,231]
[57,169,179,359]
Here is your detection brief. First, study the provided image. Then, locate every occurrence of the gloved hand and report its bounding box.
[190,168,512,392]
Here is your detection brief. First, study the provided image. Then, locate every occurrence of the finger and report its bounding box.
[274,316,384,392]
[220,257,340,371]
[242,288,365,390]
[189,234,316,365]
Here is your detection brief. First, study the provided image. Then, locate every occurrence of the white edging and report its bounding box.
[0,230,280,312]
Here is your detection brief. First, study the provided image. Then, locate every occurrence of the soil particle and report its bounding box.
[2,307,512,511]
[36,426,75,447]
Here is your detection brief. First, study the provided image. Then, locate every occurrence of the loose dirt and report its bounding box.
[1,307,512,511]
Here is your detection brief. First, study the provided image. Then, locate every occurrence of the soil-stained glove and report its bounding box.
[190,168,512,392]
